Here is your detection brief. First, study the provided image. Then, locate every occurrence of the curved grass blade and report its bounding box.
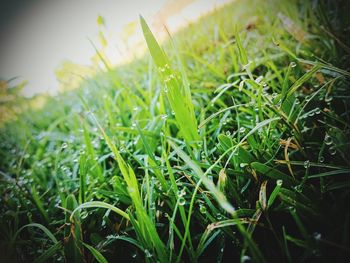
[140,16,199,143]
[83,243,108,263]
[70,201,130,221]
[251,162,296,186]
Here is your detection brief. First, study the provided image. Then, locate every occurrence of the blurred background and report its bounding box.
[0,0,232,97]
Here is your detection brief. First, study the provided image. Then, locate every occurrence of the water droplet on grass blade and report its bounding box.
[199,204,207,214]
[276,179,283,186]
[294,185,302,192]
[61,142,68,149]
[239,127,246,133]
[177,189,186,197]
[240,163,248,168]
[242,255,252,262]
[324,134,333,145]
[303,160,310,168]
[255,76,263,84]
[325,95,333,102]
[144,249,153,258]
[313,232,322,241]
[178,197,186,206]
[290,62,297,68]
[216,213,223,220]
[329,146,337,155]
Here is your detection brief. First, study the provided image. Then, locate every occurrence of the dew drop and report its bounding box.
[255,76,263,84]
[199,204,207,214]
[313,232,322,241]
[61,142,68,149]
[240,163,248,168]
[216,213,223,220]
[294,98,300,105]
[177,189,186,197]
[294,185,302,193]
[325,95,333,103]
[276,179,283,186]
[318,156,324,163]
[239,127,246,133]
[178,197,186,206]
[303,160,310,169]
[144,249,153,258]
[161,114,168,120]
[242,255,252,262]
[329,146,337,155]
[324,134,333,145]
[226,131,231,136]
[290,62,297,68]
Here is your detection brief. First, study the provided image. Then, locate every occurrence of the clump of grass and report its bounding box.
[1,0,350,262]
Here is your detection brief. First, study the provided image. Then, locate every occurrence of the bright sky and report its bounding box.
[0,0,232,97]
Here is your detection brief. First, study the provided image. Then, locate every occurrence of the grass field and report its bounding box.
[1,0,350,262]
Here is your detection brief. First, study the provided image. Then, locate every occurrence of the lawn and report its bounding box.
[1,0,350,262]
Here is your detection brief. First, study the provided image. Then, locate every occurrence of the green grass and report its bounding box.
[1,0,350,262]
